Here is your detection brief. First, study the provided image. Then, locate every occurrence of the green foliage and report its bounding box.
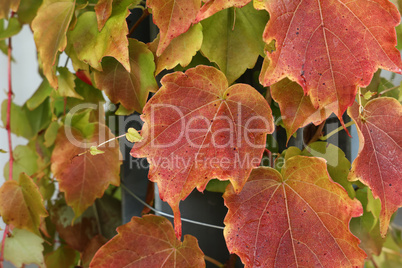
[0,0,401,267]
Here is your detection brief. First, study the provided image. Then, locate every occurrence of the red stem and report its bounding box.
[1,34,14,268]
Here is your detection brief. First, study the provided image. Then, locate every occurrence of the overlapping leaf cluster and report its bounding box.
[0,0,401,267]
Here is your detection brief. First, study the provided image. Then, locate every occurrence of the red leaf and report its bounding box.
[224,156,366,267]
[51,124,121,218]
[131,65,274,237]
[90,215,205,267]
[147,0,201,56]
[260,0,402,119]
[195,0,251,22]
[348,98,402,237]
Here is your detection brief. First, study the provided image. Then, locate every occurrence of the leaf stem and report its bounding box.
[128,9,150,36]
[319,121,354,141]
[75,133,126,158]
[204,255,224,268]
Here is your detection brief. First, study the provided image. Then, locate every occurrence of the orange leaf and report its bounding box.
[260,0,402,119]
[348,98,402,237]
[32,0,76,88]
[90,215,205,267]
[51,124,121,218]
[195,0,251,22]
[0,173,48,235]
[224,156,366,267]
[131,65,274,237]
[147,0,201,56]
[95,0,113,31]
[271,78,330,140]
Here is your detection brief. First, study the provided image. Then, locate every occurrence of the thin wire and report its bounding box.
[121,183,225,230]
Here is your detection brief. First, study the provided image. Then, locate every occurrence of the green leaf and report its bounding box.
[0,149,6,153]
[0,17,22,40]
[93,38,157,113]
[57,67,83,99]
[200,2,268,84]
[302,142,356,198]
[32,0,76,88]
[205,179,230,193]
[16,0,43,24]
[66,78,105,109]
[90,145,105,155]
[3,228,45,267]
[125,127,142,143]
[44,121,60,147]
[350,187,385,257]
[64,109,96,139]
[45,245,78,268]
[3,145,38,181]
[1,99,52,139]
[26,79,53,110]
[68,0,133,72]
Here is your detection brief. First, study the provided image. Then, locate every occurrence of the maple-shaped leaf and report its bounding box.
[150,23,203,75]
[0,0,20,19]
[223,155,366,267]
[200,2,268,84]
[271,78,330,139]
[348,97,402,237]
[51,123,121,218]
[147,0,201,56]
[93,38,157,113]
[131,65,274,237]
[32,0,76,88]
[57,67,83,99]
[90,215,205,267]
[68,0,132,72]
[0,173,48,235]
[3,228,45,267]
[260,0,402,119]
[195,0,251,22]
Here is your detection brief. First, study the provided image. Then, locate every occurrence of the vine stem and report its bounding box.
[319,121,355,141]
[128,9,150,36]
[1,32,14,268]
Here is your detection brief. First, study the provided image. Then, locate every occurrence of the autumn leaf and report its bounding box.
[3,228,45,267]
[32,0,76,88]
[90,215,205,267]
[147,0,201,56]
[131,65,274,237]
[195,0,251,22]
[200,2,268,84]
[0,0,21,19]
[260,0,402,119]
[223,156,366,267]
[51,123,121,218]
[95,0,113,31]
[68,0,133,72]
[93,38,157,113]
[271,78,329,139]
[151,23,203,75]
[0,173,48,235]
[348,97,402,237]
